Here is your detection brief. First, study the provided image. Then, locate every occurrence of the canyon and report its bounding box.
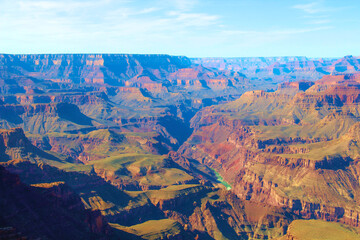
[1,54,360,239]
[178,72,360,228]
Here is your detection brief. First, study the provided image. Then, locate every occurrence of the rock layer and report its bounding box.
[178,73,360,228]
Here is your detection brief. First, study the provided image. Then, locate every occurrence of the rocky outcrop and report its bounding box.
[0,165,110,239]
[0,92,109,105]
[185,190,296,240]
[233,166,360,227]
[1,159,153,229]
[3,53,360,238]
[192,56,313,71]
[0,53,308,167]
[178,74,360,230]
[0,127,64,162]
[148,185,211,210]
[2,158,297,239]
[192,55,360,83]
[0,53,253,96]
[0,54,191,86]
[277,81,315,95]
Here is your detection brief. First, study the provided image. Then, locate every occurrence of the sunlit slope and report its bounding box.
[277,219,360,240]
[90,153,195,189]
[179,74,360,227]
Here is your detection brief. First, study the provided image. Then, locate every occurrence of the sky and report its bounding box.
[0,0,359,58]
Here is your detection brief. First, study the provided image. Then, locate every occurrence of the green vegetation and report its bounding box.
[278,136,360,161]
[188,86,360,211]
[138,167,193,186]
[280,220,360,240]
[146,184,204,200]
[89,153,164,172]
[45,159,94,173]
[210,88,360,143]
[89,153,193,187]
[110,219,183,240]
[37,129,161,159]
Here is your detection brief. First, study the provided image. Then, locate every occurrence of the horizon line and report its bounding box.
[0,52,355,59]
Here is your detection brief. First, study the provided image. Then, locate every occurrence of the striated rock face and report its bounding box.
[192,56,314,71]
[31,128,173,163]
[3,54,358,167]
[0,127,64,162]
[192,55,360,83]
[0,54,191,86]
[277,81,315,95]
[0,53,251,96]
[0,90,195,155]
[0,125,295,239]
[1,159,297,239]
[0,91,108,105]
[1,159,153,230]
[179,189,296,240]
[0,127,32,149]
[0,54,251,158]
[2,53,360,238]
[178,73,360,228]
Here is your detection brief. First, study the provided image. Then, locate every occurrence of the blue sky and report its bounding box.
[0,0,359,57]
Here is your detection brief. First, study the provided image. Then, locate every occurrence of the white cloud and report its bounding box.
[293,1,325,14]
[17,0,112,13]
[167,11,219,27]
[307,19,331,24]
[293,2,342,26]
[173,0,198,12]
[0,0,346,57]
[293,1,348,15]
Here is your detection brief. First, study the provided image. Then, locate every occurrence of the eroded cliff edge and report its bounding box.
[177,73,360,228]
